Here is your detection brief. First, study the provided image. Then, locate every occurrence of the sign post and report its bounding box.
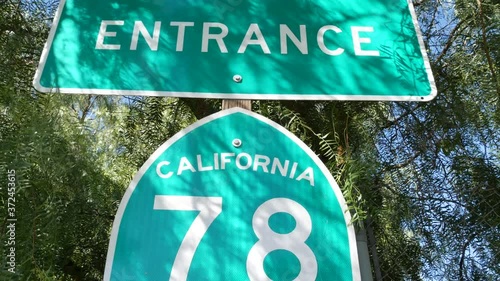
[104,108,361,280]
[222,99,251,110]
[34,0,436,101]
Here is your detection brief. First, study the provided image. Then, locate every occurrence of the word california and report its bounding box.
[156,152,315,186]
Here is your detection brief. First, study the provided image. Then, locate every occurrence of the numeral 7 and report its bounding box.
[153,196,223,281]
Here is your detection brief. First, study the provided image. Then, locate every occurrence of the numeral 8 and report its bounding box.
[246,198,318,281]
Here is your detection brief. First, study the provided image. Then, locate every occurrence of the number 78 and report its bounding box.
[154,195,317,281]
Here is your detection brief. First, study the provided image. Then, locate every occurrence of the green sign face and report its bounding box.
[104,108,360,280]
[34,0,436,101]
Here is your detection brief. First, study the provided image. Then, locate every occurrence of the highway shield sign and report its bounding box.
[104,108,361,280]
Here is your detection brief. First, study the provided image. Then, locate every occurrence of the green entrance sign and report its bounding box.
[104,108,360,280]
[34,0,436,101]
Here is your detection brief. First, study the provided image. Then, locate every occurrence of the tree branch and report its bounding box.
[382,151,422,171]
[458,235,474,281]
[436,19,466,63]
[79,96,96,123]
[476,0,500,98]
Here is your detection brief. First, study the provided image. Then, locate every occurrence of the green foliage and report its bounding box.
[0,2,124,280]
[120,96,196,169]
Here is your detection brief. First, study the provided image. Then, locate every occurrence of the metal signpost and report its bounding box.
[34,0,436,101]
[104,109,361,280]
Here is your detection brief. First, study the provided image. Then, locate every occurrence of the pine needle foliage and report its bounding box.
[0,0,498,280]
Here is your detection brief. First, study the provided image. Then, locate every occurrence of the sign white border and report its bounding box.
[33,0,436,101]
[103,108,361,280]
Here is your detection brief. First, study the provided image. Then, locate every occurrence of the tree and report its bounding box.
[1,0,498,280]
[1,1,126,279]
